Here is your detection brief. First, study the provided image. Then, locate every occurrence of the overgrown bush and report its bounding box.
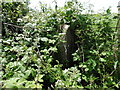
[1,0,120,89]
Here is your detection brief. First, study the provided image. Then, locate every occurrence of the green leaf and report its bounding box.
[100,58,106,62]
[25,70,31,78]
[85,68,89,71]
[35,74,44,82]
[41,49,49,54]
[36,83,42,88]
[48,47,57,52]
[41,37,48,42]
[4,47,9,51]
[114,61,118,70]
[106,8,111,14]
[101,52,107,56]
[21,55,29,63]
[25,81,36,88]
[49,39,56,44]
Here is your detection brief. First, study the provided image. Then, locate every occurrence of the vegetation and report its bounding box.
[1,0,120,89]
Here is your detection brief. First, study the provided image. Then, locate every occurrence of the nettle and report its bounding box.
[1,0,119,89]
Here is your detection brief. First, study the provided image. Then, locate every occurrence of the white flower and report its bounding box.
[63,69,68,73]
[77,77,81,82]
[55,80,64,86]
[17,18,23,22]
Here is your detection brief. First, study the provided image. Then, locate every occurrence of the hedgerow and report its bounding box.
[1,0,120,89]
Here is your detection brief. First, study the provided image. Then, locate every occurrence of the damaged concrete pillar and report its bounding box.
[55,24,78,68]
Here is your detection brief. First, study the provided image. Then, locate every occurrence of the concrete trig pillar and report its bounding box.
[55,24,78,68]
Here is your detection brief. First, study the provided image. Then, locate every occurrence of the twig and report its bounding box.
[3,23,23,28]
[3,23,120,30]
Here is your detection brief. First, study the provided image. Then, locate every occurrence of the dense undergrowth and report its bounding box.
[0,0,120,89]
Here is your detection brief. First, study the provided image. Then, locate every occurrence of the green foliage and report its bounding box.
[2,1,29,37]
[55,67,83,88]
[1,0,120,89]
